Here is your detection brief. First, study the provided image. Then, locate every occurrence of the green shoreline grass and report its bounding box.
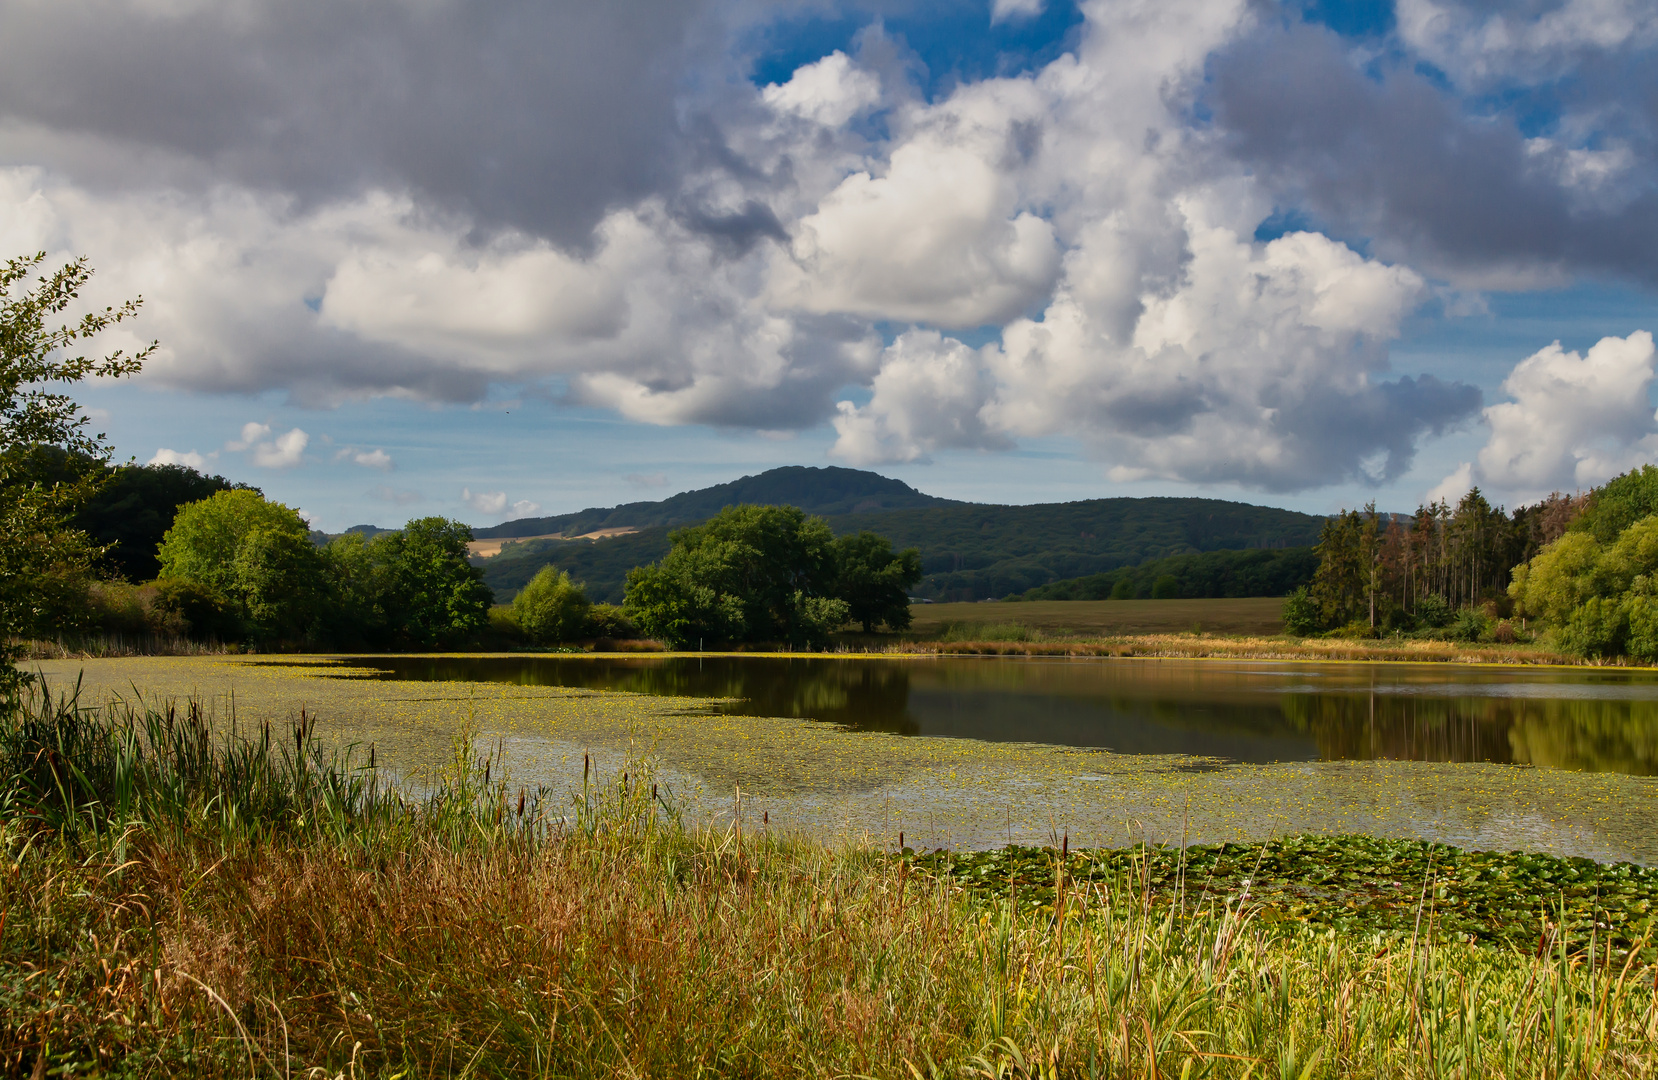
[4,684,1658,1077]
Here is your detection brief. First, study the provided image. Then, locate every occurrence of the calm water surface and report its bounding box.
[306,655,1658,776]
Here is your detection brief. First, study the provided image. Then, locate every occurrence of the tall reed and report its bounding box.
[2,686,1655,1078]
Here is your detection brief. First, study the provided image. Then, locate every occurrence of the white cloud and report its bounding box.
[991,0,1046,24]
[460,488,540,517]
[238,426,308,469]
[761,52,881,128]
[1445,330,1658,502]
[336,446,395,470]
[1397,0,1658,87]
[224,420,308,468]
[462,488,508,514]
[0,0,1494,492]
[831,330,1010,464]
[1426,461,1475,506]
[148,447,214,470]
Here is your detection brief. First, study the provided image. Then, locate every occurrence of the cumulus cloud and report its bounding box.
[761,52,882,128]
[461,488,539,517]
[1438,331,1658,503]
[228,422,309,469]
[336,447,394,470]
[831,331,1010,463]
[991,0,1046,24]
[1209,18,1658,288]
[462,488,508,515]
[148,448,214,470]
[16,0,1623,493]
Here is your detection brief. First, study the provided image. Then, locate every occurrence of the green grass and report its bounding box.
[4,682,1658,1077]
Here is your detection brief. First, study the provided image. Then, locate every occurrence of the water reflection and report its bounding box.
[302,655,1658,776]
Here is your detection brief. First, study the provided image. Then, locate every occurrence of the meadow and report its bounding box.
[5,681,1658,1078]
[908,599,1291,639]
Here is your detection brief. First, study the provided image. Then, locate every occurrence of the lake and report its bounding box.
[32,654,1658,862]
[304,653,1658,776]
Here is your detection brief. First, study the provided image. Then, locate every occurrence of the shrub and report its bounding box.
[513,567,592,644]
[1281,586,1320,636]
[585,602,637,640]
[1414,592,1453,628]
[1450,607,1491,643]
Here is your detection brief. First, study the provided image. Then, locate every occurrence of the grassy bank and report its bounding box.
[4,687,1657,1077]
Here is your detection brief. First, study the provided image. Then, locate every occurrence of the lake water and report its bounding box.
[309,654,1658,776]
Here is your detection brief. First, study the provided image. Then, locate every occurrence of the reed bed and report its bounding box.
[2,683,1656,1078]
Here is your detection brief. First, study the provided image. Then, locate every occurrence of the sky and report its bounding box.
[4,0,1657,531]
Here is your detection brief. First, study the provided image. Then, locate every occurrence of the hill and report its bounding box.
[472,465,957,540]
[472,468,1327,604]
[1020,547,1319,601]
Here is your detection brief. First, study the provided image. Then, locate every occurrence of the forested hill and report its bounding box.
[472,466,959,539]
[829,498,1325,601]
[474,469,1326,604]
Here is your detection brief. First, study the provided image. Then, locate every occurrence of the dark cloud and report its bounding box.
[0,0,715,246]
[1209,21,1658,286]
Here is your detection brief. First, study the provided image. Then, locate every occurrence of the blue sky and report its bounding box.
[5,0,1657,530]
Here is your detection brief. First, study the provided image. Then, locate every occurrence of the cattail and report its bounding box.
[763,811,768,826]
[517,789,526,818]
[899,831,904,851]
[1062,833,1068,857]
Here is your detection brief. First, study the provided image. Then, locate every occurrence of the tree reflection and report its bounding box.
[318,656,1658,774]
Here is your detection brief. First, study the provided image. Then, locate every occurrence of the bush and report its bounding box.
[1450,608,1490,643]
[1414,593,1453,629]
[513,567,592,644]
[1281,586,1320,636]
[585,602,637,640]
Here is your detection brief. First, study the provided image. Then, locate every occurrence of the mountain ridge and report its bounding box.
[472,465,961,539]
[468,466,1328,604]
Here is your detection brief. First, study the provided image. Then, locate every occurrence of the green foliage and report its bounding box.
[624,504,847,648]
[0,253,152,692]
[837,496,1326,601]
[375,517,494,648]
[1510,471,1658,661]
[472,464,951,540]
[157,490,328,643]
[915,835,1658,960]
[584,602,637,641]
[1281,586,1320,636]
[1571,464,1658,543]
[77,460,244,580]
[1449,607,1491,643]
[831,530,922,632]
[1413,592,1452,628]
[512,567,592,644]
[1024,546,1319,602]
[477,479,1328,605]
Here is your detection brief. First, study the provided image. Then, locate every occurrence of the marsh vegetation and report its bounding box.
[5,685,1658,1078]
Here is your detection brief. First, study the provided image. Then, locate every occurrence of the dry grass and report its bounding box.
[908,599,1290,638]
[4,690,1658,1078]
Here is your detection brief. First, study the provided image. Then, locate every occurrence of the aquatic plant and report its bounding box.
[4,688,1658,1077]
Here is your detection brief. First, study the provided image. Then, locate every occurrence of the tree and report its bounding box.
[376,517,493,647]
[157,490,328,643]
[831,531,921,632]
[624,504,847,649]
[78,461,244,580]
[513,567,591,644]
[1,253,152,689]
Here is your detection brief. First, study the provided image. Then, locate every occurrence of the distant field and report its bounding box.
[907,597,1285,637]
